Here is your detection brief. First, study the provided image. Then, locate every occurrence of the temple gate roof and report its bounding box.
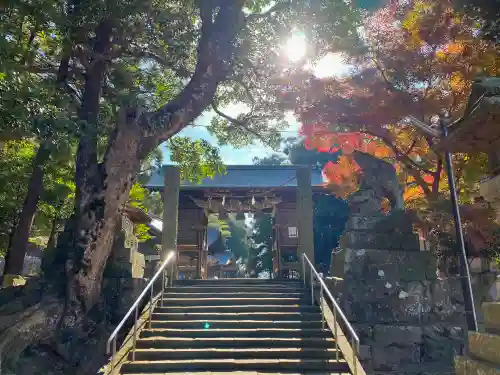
[145,165,325,190]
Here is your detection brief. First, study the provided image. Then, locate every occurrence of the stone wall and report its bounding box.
[331,248,467,375]
[329,211,468,375]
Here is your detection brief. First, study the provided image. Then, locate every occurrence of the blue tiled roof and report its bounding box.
[145,165,325,189]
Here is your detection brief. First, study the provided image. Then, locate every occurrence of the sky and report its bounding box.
[161,108,301,165]
[161,33,353,165]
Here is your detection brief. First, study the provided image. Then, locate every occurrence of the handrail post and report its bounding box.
[112,337,117,371]
[301,252,361,375]
[334,306,339,361]
[132,305,138,360]
[161,269,165,307]
[310,267,314,305]
[106,252,175,372]
[302,254,306,287]
[320,281,325,330]
[149,283,154,329]
[171,261,175,286]
[352,336,357,375]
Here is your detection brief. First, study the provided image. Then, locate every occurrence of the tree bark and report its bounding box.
[3,142,50,276]
[46,218,60,251]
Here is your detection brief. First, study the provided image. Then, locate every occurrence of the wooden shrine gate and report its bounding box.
[144,165,324,279]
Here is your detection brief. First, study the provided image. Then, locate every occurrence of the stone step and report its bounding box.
[174,279,303,286]
[153,305,319,314]
[121,372,350,375]
[484,302,500,334]
[152,311,322,322]
[119,358,349,374]
[140,328,331,339]
[163,292,308,298]
[455,355,500,375]
[135,337,337,350]
[129,347,341,361]
[150,319,323,329]
[469,331,500,366]
[165,286,308,294]
[159,297,310,306]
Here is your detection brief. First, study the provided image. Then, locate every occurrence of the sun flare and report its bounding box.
[313,52,349,78]
[285,32,307,62]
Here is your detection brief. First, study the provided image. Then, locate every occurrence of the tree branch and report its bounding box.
[211,100,274,148]
[368,130,433,197]
[126,48,192,77]
[406,139,417,154]
[431,158,443,200]
[246,1,292,22]
[135,1,246,157]
[367,129,436,175]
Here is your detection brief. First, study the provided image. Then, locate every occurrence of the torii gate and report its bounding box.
[145,165,324,279]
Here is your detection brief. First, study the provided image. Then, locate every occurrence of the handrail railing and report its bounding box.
[106,251,176,370]
[301,253,361,375]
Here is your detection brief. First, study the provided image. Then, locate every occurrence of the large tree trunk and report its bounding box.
[3,142,50,277]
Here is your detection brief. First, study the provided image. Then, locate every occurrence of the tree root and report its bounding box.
[0,295,64,370]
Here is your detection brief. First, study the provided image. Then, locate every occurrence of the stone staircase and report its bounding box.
[455,302,500,375]
[118,279,351,375]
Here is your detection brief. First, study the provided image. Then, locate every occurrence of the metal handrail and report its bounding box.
[301,253,360,375]
[106,251,176,370]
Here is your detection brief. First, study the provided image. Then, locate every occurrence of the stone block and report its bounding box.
[422,326,465,363]
[372,344,422,371]
[373,363,456,375]
[342,231,421,250]
[366,263,401,282]
[469,331,500,366]
[455,355,500,375]
[131,251,145,278]
[362,279,402,300]
[353,324,374,340]
[346,215,386,230]
[358,344,372,360]
[483,302,500,334]
[329,247,346,279]
[348,296,422,324]
[398,253,436,281]
[373,325,422,344]
[429,279,466,323]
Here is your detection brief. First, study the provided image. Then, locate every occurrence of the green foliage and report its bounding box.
[226,216,252,276]
[134,223,153,243]
[252,154,287,165]
[208,214,231,239]
[0,0,364,280]
[456,0,500,44]
[142,191,163,217]
[249,214,274,276]
[168,137,226,183]
[0,141,36,254]
[284,137,340,167]
[127,183,154,242]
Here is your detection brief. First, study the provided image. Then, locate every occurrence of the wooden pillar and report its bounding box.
[272,211,280,280]
[162,166,180,278]
[196,229,203,279]
[296,166,315,265]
